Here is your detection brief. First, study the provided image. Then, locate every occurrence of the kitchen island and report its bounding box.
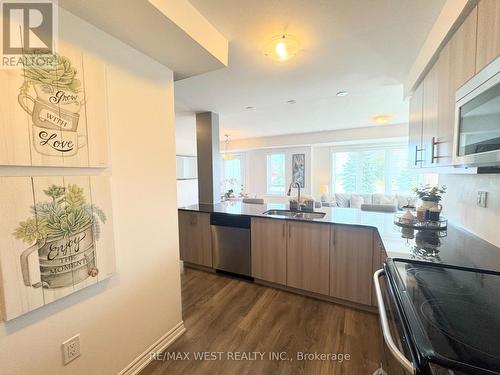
[178,202,500,311]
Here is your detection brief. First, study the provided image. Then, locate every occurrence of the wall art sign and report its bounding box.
[292,153,305,188]
[0,40,109,167]
[0,176,115,321]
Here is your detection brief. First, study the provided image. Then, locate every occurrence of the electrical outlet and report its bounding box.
[477,191,488,208]
[62,334,80,365]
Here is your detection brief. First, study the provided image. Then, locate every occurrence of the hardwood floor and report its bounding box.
[141,268,383,375]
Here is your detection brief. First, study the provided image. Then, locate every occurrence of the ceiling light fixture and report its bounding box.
[264,34,300,62]
[287,99,297,104]
[371,114,393,124]
[245,106,256,110]
[222,134,233,160]
[336,91,348,97]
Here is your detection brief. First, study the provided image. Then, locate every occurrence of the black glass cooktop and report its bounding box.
[386,259,500,374]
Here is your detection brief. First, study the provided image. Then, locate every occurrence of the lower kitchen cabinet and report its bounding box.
[286,221,330,295]
[371,232,388,307]
[330,226,374,306]
[251,217,287,285]
[178,211,212,267]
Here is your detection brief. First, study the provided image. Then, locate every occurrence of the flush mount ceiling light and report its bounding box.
[371,114,393,124]
[222,134,233,160]
[336,91,348,97]
[245,106,256,110]
[264,34,300,62]
[287,99,297,104]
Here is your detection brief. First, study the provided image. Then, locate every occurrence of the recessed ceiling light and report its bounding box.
[287,99,297,104]
[371,114,393,124]
[245,106,256,110]
[264,34,300,62]
[336,91,348,97]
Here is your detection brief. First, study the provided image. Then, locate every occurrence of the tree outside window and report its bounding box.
[267,153,286,194]
[332,147,419,194]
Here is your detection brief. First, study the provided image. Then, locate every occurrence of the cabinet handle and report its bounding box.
[431,136,444,163]
[414,145,425,165]
[288,224,291,239]
[282,223,285,238]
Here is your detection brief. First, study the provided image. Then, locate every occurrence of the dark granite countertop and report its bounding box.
[179,202,500,272]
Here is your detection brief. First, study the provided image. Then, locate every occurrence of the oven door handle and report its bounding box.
[374,269,415,374]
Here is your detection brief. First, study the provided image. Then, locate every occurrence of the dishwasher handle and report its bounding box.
[373,269,415,374]
[210,213,250,228]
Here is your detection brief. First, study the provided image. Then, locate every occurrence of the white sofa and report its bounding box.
[329,193,416,210]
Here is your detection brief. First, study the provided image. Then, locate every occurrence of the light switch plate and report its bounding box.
[62,334,80,365]
[477,191,488,208]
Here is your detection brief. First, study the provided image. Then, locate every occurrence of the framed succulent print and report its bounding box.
[0,40,109,167]
[0,175,115,320]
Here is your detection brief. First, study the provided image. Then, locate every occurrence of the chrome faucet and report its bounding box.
[287,181,301,204]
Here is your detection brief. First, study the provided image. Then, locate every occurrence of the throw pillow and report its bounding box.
[335,193,350,208]
[380,195,398,206]
[350,194,365,209]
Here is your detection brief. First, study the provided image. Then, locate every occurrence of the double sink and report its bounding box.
[262,209,326,220]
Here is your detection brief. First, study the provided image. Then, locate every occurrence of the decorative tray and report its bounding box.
[394,212,447,230]
[394,224,448,239]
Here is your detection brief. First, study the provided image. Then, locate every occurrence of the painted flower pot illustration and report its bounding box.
[18,91,81,131]
[18,53,87,157]
[14,184,106,290]
[33,83,83,114]
[20,224,98,289]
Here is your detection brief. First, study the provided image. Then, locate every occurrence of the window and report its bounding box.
[332,147,420,194]
[221,155,244,194]
[267,153,286,194]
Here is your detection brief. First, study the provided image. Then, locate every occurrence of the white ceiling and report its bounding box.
[175,0,446,140]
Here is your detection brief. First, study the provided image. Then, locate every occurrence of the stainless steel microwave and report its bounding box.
[454,55,500,166]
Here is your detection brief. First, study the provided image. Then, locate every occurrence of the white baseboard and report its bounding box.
[118,321,186,375]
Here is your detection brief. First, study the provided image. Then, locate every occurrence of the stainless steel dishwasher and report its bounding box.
[210,213,251,277]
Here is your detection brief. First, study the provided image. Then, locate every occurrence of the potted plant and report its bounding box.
[413,184,447,211]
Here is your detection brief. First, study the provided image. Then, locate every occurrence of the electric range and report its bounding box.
[376,258,500,374]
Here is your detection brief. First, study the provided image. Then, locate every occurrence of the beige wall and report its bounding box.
[0,8,182,375]
[439,174,500,247]
[244,146,312,203]
[311,146,332,199]
[175,113,198,207]
[175,113,197,156]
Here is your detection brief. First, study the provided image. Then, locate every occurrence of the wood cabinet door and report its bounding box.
[476,0,500,73]
[434,6,477,166]
[422,62,439,167]
[287,221,330,295]
[330,226,374,306]
[178,211,212,267]
[435,43,454,166]
[251,218,287,285]
[371,232,387,307]
[408,82,424,168]
[450,6,478,90]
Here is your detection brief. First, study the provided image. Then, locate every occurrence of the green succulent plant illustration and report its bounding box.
[14,184,106,244]
[20,52,82,94]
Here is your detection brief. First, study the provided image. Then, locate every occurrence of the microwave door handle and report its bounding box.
[374,269,415,374]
